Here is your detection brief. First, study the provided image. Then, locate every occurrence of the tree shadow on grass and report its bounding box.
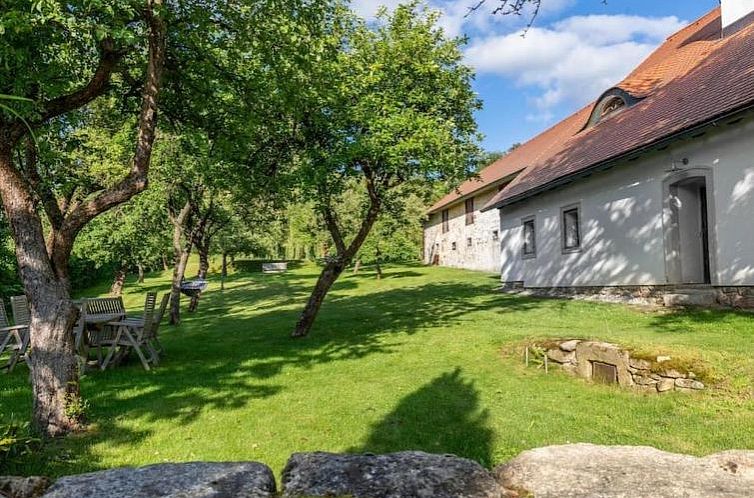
[222,276,544,380]
[4,265,542,476]
[352,368,494,467]
[647,307,754,334]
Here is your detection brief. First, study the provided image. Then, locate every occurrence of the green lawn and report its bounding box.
[2,262,754,477]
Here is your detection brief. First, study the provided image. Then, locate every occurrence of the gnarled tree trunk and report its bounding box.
[188,237,210,312]
[111,266,126,296]
[374,244,383,280]
[0,146,81,436]
[137,263,145,283]
[292,188,381,338]
[169,200,193,325]
[170,245,191,324]
[0,0,165,436]
[220,252,228,290]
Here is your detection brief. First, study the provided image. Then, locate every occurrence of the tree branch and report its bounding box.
[57,0,166,242]
[9,37,123,145]
[345,174,381,258]
[322,202,347,256]
[20,139,65,230]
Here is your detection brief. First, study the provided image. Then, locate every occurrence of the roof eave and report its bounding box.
[426,169,524,215]
[483,102,754,212]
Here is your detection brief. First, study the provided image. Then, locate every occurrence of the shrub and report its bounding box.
[0,417,40,472]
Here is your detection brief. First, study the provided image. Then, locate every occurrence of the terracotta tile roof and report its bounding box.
[426,105,590,213]
[483,7,754,210]
[430,9,727,215]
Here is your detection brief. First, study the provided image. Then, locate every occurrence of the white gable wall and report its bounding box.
[424,187,502,273]
[497,116,754,287]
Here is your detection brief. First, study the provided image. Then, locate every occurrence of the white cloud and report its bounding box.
[465,14,686,111]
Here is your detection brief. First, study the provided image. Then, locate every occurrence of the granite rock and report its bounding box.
[282,451,501,498]
[42,462,275,498]
[0,476,50,498]
[495,443,754,498]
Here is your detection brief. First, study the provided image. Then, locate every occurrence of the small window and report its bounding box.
[562,206,581,252]
[451,241,457,251]
[599,96,625,118]
[522,218,536,258]
[465,198,475,225]
[467,237,472,247]
[441,209,449,233]
[492,230,499,241]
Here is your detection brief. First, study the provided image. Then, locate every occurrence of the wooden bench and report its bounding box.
[75,297,127,362]
[262,262,288,274]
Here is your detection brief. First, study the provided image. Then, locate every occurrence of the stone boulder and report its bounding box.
[282,451,502,498]
[42,462,275,498]
[0,476,51,498]
[495,443,754,497]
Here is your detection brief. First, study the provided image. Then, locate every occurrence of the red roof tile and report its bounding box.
[485,8,754,210]
[430,8,754,214]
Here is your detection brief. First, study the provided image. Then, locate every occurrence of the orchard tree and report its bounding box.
[74,185,170,294]
[0,0,165,436]
[292,2,481,337]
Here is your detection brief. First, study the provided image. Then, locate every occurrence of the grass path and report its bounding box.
[2,262,754,477]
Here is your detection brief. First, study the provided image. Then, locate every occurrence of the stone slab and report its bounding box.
[0,476,50,498]
[495,444,754,498]
[42,462,275,498]
[282,451,501,498]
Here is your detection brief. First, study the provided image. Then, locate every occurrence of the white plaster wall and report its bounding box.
[497,117,754,287]
[722,0,754,29]
[424,188,502,273]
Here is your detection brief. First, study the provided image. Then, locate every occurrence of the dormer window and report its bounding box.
[599,96,625,118]
[585,88,638,128]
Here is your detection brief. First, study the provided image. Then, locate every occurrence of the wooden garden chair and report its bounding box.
[100,293,162,371]
[7,296,31,372]
[0,299,28,373]
[143,293,169,359]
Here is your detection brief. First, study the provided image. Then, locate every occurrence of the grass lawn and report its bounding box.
[2,261,754,478]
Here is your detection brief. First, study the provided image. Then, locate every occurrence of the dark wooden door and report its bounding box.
[699,185,711,284]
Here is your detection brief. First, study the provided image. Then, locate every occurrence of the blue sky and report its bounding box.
[352,0,719,152]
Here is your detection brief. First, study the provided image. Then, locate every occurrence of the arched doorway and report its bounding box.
[663,168,716,285]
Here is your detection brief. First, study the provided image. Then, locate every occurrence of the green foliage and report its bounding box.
[0,215,20,299]
[0,1,143,117]
[73,183,171,275]
[64,391,89,424]
[295,2,481,205]
[0,417,39,471]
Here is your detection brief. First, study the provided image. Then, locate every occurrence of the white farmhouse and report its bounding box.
[425,3,754,307]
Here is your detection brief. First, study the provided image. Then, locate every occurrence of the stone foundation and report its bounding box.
[502,283,754,310]
[529,340,706,393]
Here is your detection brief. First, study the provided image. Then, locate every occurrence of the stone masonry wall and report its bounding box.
[424,187,502,274]
[504,284,754,310]
[532,340,706,393]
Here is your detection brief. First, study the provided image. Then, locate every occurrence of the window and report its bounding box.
[467,237,472,247]
[441,209,449,233]
[599,96,625,118]
[451,241,457,251]
[561,206,581,252]
[522,217,536,258]
[465,198,475,225]
[492,230,499,241]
